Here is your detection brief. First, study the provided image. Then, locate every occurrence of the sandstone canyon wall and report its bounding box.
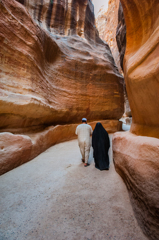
[0,0,124,131]
[113,0,159,239]
[0,0,124,174]
[116,1,131,118]
[96,0,131,118]
[116,1,126,72]
[96,0,122,74]
[120,0,159,138]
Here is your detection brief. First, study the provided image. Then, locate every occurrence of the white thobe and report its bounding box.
[75,124,93,163]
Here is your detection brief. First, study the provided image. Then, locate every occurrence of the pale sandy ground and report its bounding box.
[0,134,148,240]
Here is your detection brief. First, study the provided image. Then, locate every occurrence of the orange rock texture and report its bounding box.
[113,132,159,240]
[113,0,159,239]
[121,0,159,138]
[0,0,124,131]
[96,1,131,118]
[116,1,126,72]
[96,0,122,73]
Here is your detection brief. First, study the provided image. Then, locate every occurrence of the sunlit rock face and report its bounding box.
[96,0,122,73]
[121,0,159,138]
[113,0,159,239]
[96,0,131,118]
[0,0,124,131]
[113,132,159,240]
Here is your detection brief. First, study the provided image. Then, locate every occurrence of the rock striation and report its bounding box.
[120,0,159,138]
[115,2,131,118]
[116,1,126,71]
[96,0,131,118]
[113,132,159,240]
[0,0,124,131]
[96,0,122,73]
[113,0,159,239]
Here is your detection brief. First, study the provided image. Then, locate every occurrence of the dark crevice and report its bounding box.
[70,0,77,35]
[46,0,54,31]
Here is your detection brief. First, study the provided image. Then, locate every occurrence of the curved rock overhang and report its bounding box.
[0,0,124,131]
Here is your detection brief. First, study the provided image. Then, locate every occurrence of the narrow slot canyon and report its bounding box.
[0,0,159,239]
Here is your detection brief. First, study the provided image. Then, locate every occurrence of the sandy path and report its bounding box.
[0,135,147,240]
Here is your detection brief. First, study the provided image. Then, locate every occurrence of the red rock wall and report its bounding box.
[96,0,122,73]
[16,0,98,41]
[113,0,159,239]
[96,0,131,118]
[0,0,124,131]
[113,132,159,240]
[121,0,159,138]
[116,1,126,72]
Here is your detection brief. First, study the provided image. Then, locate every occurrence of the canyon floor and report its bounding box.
[0,134,148,240]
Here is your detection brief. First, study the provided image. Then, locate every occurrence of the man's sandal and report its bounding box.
[84,163,90,167]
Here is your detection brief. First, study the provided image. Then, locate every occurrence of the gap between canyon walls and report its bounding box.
[96,0,131,121]
[1,1,159,240]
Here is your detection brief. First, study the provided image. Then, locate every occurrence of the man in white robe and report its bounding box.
[75,118,93,167]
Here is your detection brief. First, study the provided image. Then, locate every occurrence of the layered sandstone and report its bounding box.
[116,1,126,71]
[115,2,131,117]
[0,0,124,131]
[113,0,159,239]
[96,0,122,73]
[113,132,159,240]
[96,1,131,118]
[120,0,159,138]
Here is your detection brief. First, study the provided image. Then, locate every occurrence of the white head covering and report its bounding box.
[82,118,87,122]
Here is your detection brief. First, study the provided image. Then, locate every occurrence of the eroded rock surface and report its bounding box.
[113,1,159,239]
[0,0,124,131]
[96,0,122,73]
[116,1,126,71]
[113,132,159,240]
[0,133,32,175]
[96,1,131,118]
[120,0,159,138]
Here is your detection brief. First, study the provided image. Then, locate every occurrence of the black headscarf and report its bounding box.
[92,122,110,170]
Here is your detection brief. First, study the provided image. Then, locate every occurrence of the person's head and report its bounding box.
[95,122,108,133]
[82,118,87,124]
[96,122,102,127]
[95,122,102,129]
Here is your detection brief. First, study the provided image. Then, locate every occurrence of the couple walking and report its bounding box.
[75,118,110,170]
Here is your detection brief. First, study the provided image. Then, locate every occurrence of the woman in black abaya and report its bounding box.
[92,122,110,170]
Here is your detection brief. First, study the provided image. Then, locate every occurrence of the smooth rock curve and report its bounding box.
[120,0,159,138]
[0,0,124,130]
[113,131,159,240]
